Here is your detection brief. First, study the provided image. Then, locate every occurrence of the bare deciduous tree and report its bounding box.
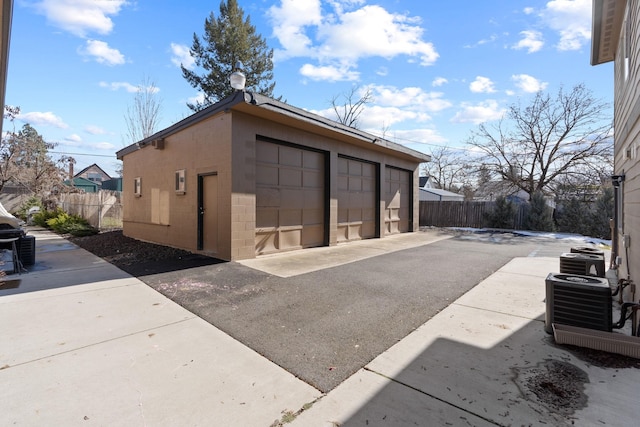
[466,84,613,199]
[330,86,373,129]
[124,76,163,144]
[421,146,470,192]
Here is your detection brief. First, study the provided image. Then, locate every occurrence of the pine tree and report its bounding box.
[589,187,614,239]
[556,197,590,235]
[525,191,554,231]
[484,196,515,229]
[181,0,276,111]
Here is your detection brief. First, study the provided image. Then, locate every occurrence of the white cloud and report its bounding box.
[89,142,116,150]
[18,111,68,129]
[432,77,448,87]
[511,74,548,93]
[80,40,125,66]
[33,0,127,37]
[376,67,388,77]
[170,43,195,70]
[358,105,429,129]
[469,76,496,93]
[310,84,451,133]
[99,81,155,93]
[385,128,448,145]
[464,34,499,48]
[523,7,535,15]
[451,100,505,124]
[268,0,323,58]
[269,1,438,81]
[187,93,206,106]
[541,0,591,51]
[300,63,359,82]
[513,30,544,53]
[368,85,452,112]
[63,134,82,145]
[84,125,106,135]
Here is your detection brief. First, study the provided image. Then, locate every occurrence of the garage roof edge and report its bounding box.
[117,91,431,163]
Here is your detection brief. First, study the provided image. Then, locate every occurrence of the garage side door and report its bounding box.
[385,167,411,234]
[255,140,325,255]
[337,157,377,242]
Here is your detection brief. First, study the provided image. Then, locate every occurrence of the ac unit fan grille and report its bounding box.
[552,286,612,331]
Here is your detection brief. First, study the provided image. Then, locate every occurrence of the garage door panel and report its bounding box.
[337,157,377,243]
[303,170,323,188]
[349,176,362,191]
[304,151,324,170]
[256,209,278,228]
[256,140,326,255]
[280,168,303,187]
[304,189,324,209]
[303,208,323,225]
[279,146,303,167]
[280,209,303,227]
[256,164,278,185]
[256,188,280,208]
[385,167,411,235]
[338,175,349,191]
[256,142,279,164]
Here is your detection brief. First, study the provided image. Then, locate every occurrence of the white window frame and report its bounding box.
[134,177,142,197]
[175,169,186,194]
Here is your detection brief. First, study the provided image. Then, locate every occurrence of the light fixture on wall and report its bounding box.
[229,61,246,91]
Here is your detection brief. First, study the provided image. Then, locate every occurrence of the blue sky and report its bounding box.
[3,0,613,177]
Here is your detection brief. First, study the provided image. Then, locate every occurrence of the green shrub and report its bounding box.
[525,191,554,231]
[33,208,98,236]
[32,208,64,227]
[15,196,43,221]
[484,196,516,229]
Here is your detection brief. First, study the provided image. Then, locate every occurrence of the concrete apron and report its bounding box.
[238,229,452,277]
[0,229,320,426]
[290,257,640,426]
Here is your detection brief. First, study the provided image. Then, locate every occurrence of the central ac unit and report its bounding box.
[559,252,605,277]
[545,273,612,333]
[570,246,605,258]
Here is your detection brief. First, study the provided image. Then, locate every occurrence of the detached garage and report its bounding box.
[117,91,430,261]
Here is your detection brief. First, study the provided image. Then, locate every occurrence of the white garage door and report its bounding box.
[337,156,377,242]
[385,167,411,234]
[255,140,325,255]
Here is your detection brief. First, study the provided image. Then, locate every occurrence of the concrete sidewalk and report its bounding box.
[2,228,639,426]
[0,228,319,426]
[290,257,640,426]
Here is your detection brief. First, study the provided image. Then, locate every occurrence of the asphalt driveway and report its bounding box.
[137,230,571,392]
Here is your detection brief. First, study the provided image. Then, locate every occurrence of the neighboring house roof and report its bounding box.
[117,91,431,164]
[591,0,625,65]
[64,177,99,192]
[420,187,464,201]
[474,180,526,202]
[419,176,433,188]
[74,163,112,181]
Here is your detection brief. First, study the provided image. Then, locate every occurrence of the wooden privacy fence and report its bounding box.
[419,200,527,229]
[59,190,123,229]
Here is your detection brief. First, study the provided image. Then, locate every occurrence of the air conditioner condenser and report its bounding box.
[545,273,612,333]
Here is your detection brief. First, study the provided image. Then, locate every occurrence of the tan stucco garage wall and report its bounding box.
[229,111,421,258]
[122,113,234,260]
[122,105,423,262]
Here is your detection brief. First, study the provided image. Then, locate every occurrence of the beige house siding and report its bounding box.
[610,1,640,301]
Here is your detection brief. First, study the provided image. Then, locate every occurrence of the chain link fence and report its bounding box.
[59,190,123,230]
